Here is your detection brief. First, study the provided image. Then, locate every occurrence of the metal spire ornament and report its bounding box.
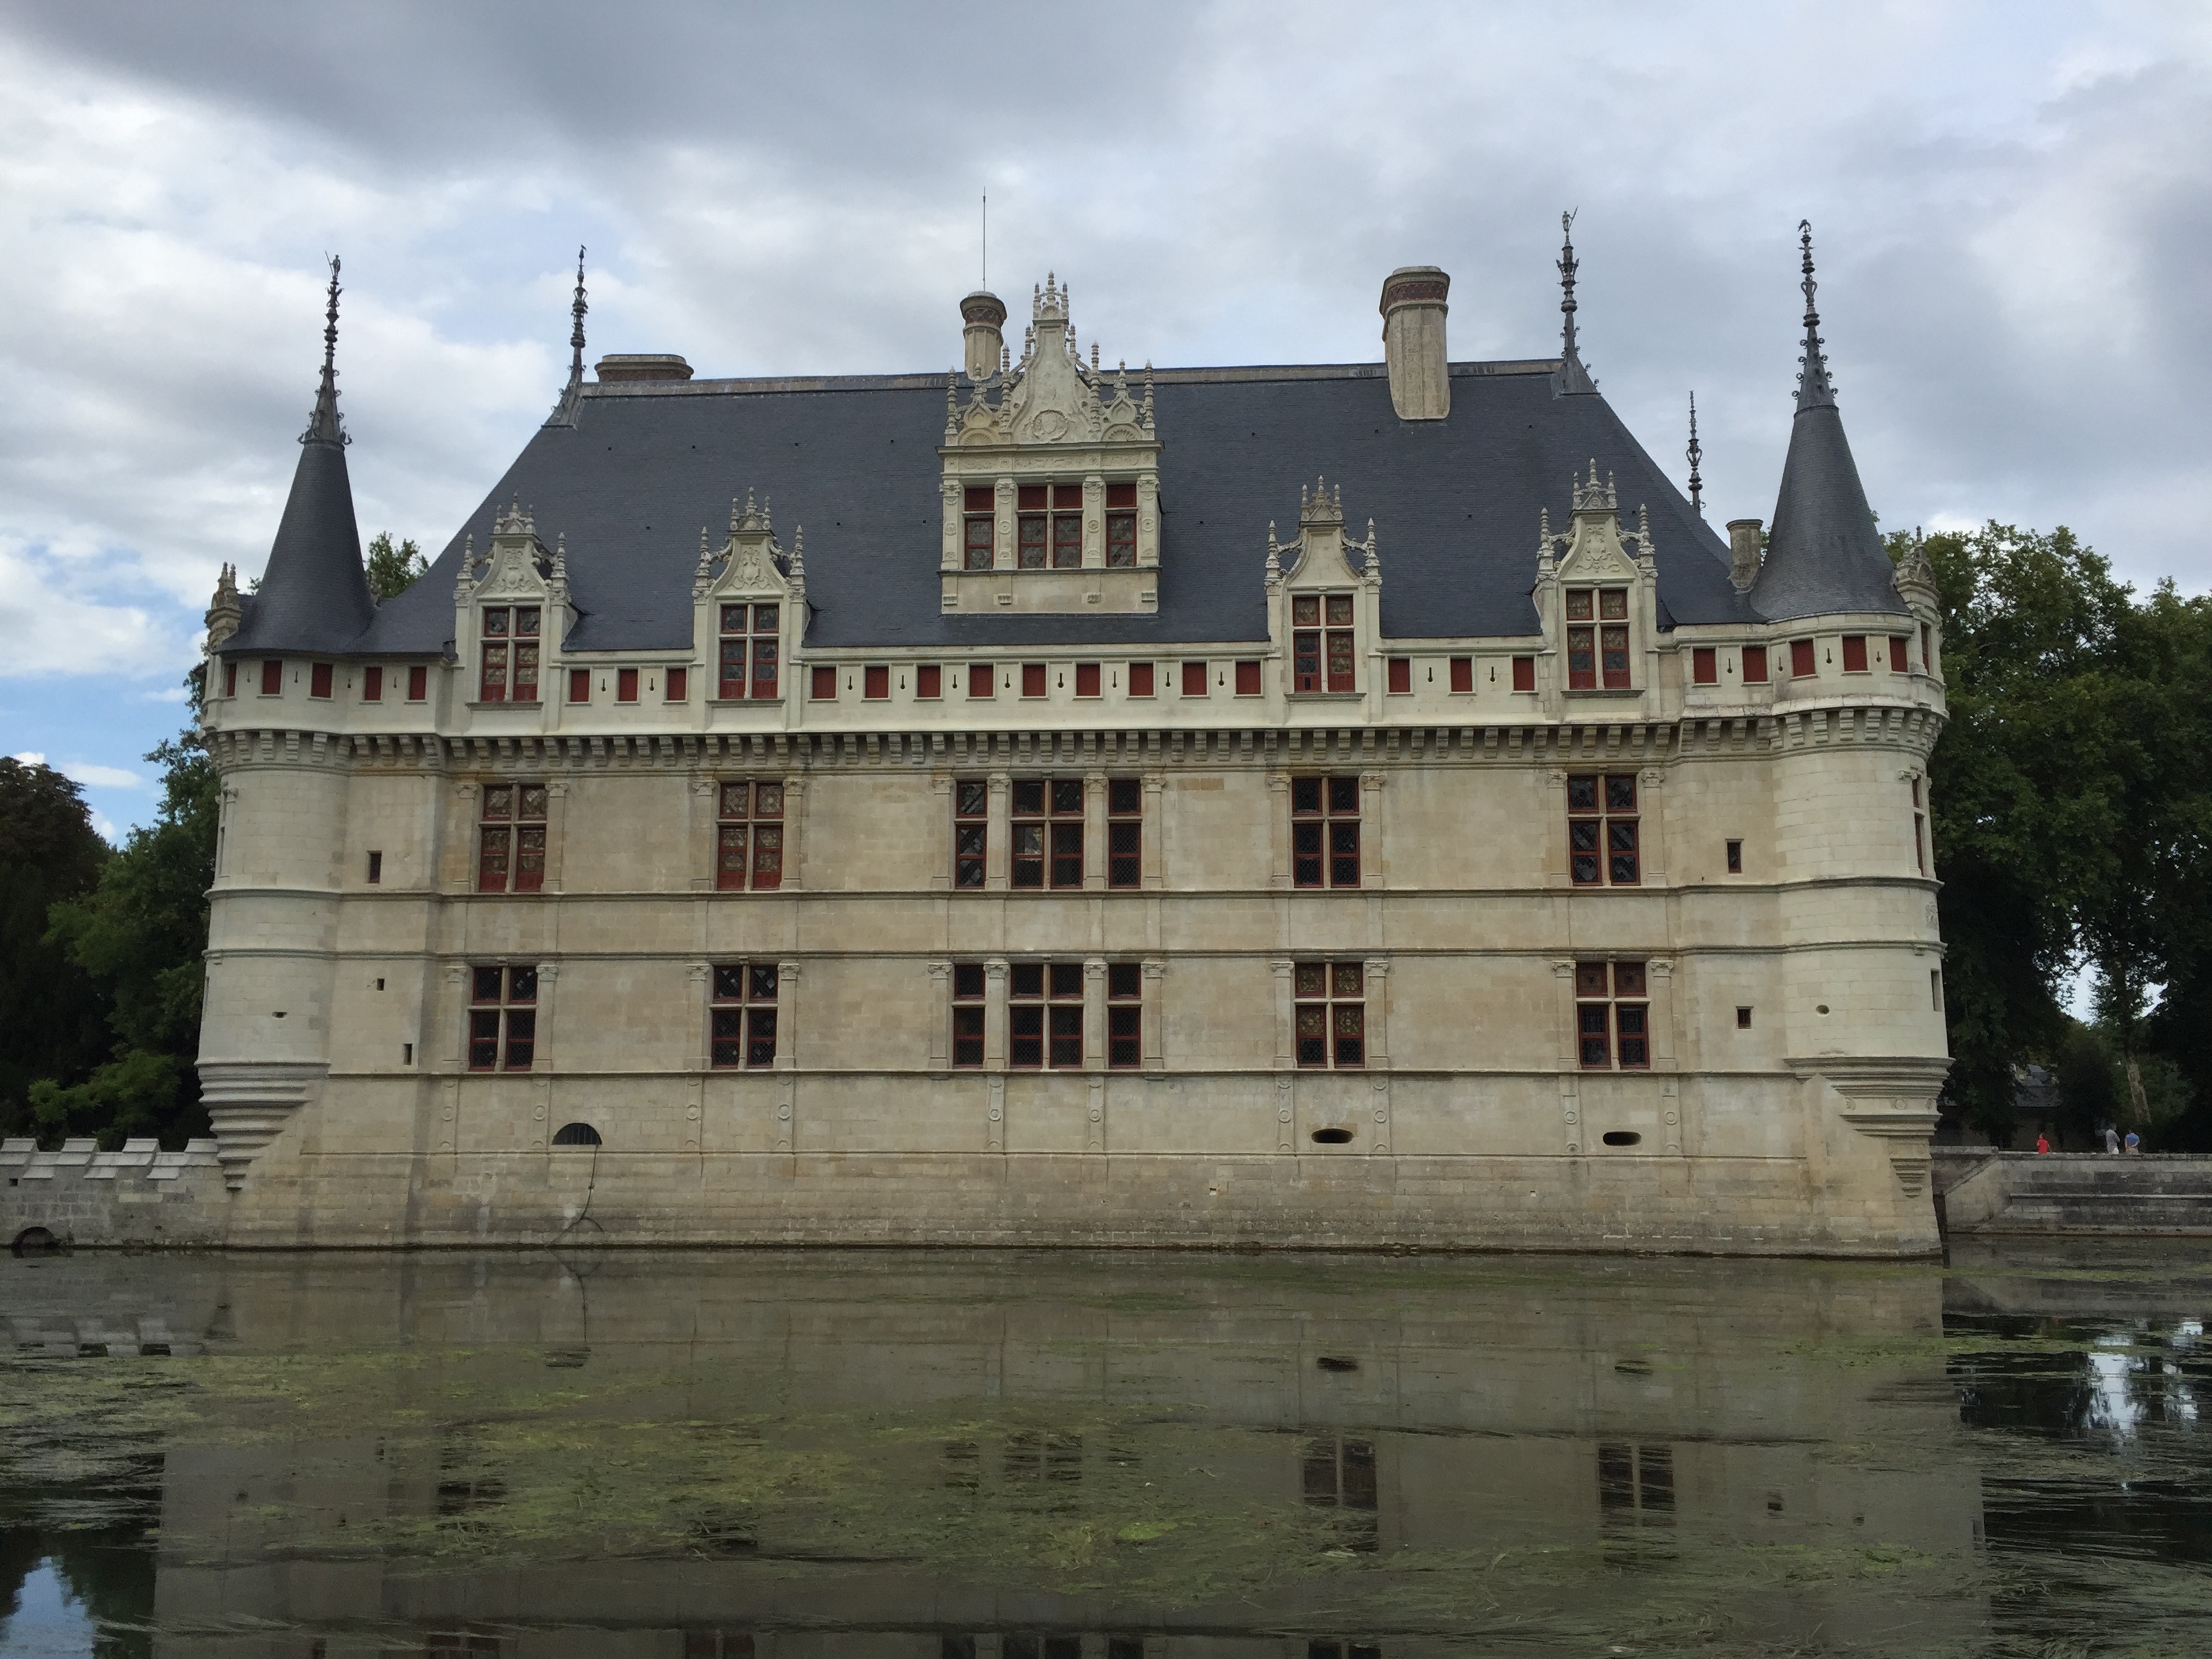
[1686,391,1704,515]
[545,245,591,427]
[304,255,346,444]
[1793,220,1836,411]
[1554,211,1595,395]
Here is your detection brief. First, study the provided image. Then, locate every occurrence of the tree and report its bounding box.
[35,678,220,1147]
[365,531,426,600]
[0,759,112,1134]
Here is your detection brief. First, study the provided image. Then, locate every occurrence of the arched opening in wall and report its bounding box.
[1601,1131,1643,1148]
[551,1123,602,1147]
[10,1226,60,1256]
[1310,1127,1355,1145]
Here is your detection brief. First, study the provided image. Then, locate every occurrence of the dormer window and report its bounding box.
[1017,485,1086,569]
[963,487,994,569]
[1565,588,1628,691]
[1107,483,1137,567]
[1292,595,1356,693]
[718,604,780,700]
[480,607,540,703]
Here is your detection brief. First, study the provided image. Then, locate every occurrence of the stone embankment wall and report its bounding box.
[1934,1149,2212,1235]
[2,1138,230,1249]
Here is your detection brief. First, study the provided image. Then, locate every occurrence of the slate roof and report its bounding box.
[348,360,1761,659]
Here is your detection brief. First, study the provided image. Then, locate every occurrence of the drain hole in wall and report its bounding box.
[1601,1131,1642,1147]
[1816,1004,1830,1015]
[1317,1355,1360,1372]
[1311,1127,1355,1145]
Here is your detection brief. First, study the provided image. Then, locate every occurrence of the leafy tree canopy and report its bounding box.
[365,531,427,601]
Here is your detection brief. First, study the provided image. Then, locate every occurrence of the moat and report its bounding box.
[2,1244,2207,1657]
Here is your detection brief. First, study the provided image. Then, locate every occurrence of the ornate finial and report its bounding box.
[1540,505,1552,541]
[304,255,346,444]
[1795,220,1837,410]
[546,247,591,427]
[1000,343,1010,373]
[1364,518,1379,575]
[1685,390,1704,515]
[1555,212,1595,396]
[789,525,806,586]
[1141,363,1154,428]
[1266,522,1281,580]
[945,370,959,435]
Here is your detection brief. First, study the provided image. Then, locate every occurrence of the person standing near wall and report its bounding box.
[2105,1125,2121,1153]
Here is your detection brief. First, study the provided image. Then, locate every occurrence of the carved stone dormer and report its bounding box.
[1530,462,1661,716]
[693,490,802,712]
[457,501,563,709]
[938,273,1161,616]
[1891,531,1943,680]
[1267,480,1385,708]
[205,563,242,653]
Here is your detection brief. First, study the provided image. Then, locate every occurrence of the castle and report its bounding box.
[153,222,1948,1252]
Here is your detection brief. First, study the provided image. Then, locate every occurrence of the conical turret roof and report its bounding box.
[223,259,377,654]
[1751,224,1906,621]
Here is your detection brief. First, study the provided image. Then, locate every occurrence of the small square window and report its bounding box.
[811,665,838,700]
[1128,661,1155,697]
[569,669,590,703]
[1725,838,1742,873]
[1841,635,1868,673]
[407,665,428,701]
[363,665,383,701]
[1790,638,1816,678]
[666,666,689,701]
[1889,635,1911,672]
[1449,656,1473,693]
[1512,655,1536,693]
[1021,663,1047,698]
[967,663,994,699]
[223,660,238,698]
[367,851,382,884]
[864,665,890,700]
[1235,660,1261,696]
[1075,662,1101,697]
[311,662,334,697]
[261,659,283,695]
[1692,647,1717,685]
[1742,645,1769,684]
[916,663,942,699]
[1736,1006,1753,1028]
[1181,661,1208,697]
[1386,657,1410,694]
[617,668,639,702]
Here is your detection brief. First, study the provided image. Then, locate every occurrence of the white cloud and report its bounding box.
[61,762,146,790]
[11,750,45,765]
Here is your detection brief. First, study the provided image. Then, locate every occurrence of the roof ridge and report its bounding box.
[581,359,1567,397]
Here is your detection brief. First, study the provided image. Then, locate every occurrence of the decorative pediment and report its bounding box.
[1270,479,1379,591]
[945,274,1155,450]
[464,500,553,599]
[701,490,801,605]
[1540,461,1657,583]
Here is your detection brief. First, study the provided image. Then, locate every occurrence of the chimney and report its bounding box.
[1727,518,1763,592]
[961,291,1007,381]
[1380,266,1450,420]
[595,354,692,383]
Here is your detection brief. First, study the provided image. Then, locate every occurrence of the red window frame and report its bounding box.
[1568,773,1639,886]
[477,781,548,894]
[1010,777,1084,890]
[710,962,779,1068]
[1790,638,1816,678]
[1575,960,1648,1070]
[1128,661,1155,697]
[1512,655,1536,693]
[1889,635,1910,672]
[1052,483,1084,569]
[1386,657,1410,695]
[1008,961,1084,1069]
[1106,481,1137,567]
[1692,647,1717,685]
[1841,635,1868,673]
[261,659,283,695]
[967,663,994,699]
[363,665,382,701]
[1291,775,1361,889]
[666,666,689,701]
[953,779,987,888]
[916,663,942,699]
[1449,657,1473,693]
[1235,660,1262,696]
[407,665,428,701]
[1107,961,1142,1068]
[1742,645,1768,684]
[1293,960,1365,1069]
[568,669,590,703]
[478,606,540,703]
[224,661,238,697]
[1107,777,1142,889]
[864,665,890,700]
[963,485,995,571]
[467,964,537,1072]
[810,665,836,700]
[1021,663,1048,698]
[617,668,638,702]
[308,661,332,698]
[1075,662,1101,698]
[716,779,784,891]
[950,962,986,1067]
[1181,661,1208,697]
[718,603,781,701]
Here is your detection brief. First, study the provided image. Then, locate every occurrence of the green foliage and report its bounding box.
[365,531,427,600]
[0,758,112,1132]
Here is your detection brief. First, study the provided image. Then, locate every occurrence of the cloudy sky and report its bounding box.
[3,0,2208,837]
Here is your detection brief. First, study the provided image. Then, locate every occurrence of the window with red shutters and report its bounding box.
[477,607,541,702]
[1292,594,1322,692]
[407,664,428,701]
[1790,638,1816,678]
[964,485,996,570]
[1235,660,1262,696]
[1889,635,1910,672]
[1449,656,1473,693]
[262,659,283,695]
[1181,661,1208,697]
[1106,480,1137,567]
[810,665,836,700]
[864,665,889,700]
[1565,590,1595,689]
[1291,775,1361,888]
[1512,655,1536,693]
[308,662,332,698]
[1021,663,1047,698]
[1293,960,1365,1068]
[1107,961,1142,1067]
[1841,634,1868,673]
[1742,645,1768,684]
[1326,595,1355,691]
[716,780,784,891]
[950,962,985,1066]
[477,782,548,894]
[1008,961,1084,1069]
[967,663,994,699]
[1575,960,1648,1069]
[717,603,781,700]
[224,661,238,697]
[667,667,689,701]
[916,663,942,699]
[363,665,382,701]
[1075,662,1101,697]
[617,668,639,702]
[467,964,537,1071]
[1567,773,1639,886]
[1107,776,1142,888]
[953,779,987,887]
[710,962,779,1068]
[569,669,590,703]
[1692,647,1717,685]
[479,609,508,701]
[1010,778,1084,889]
[1386,657,1410,695]
[1128,661,1155,697]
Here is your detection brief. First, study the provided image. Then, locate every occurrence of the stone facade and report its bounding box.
[152,241,1952,1255]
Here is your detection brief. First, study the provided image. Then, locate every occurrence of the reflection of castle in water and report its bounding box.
[3,1252,1995,1655]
